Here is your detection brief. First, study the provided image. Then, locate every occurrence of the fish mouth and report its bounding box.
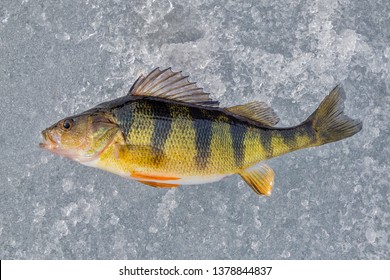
[39,130,86,161]
[39,130,57,150]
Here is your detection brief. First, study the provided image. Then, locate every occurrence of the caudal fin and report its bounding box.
[306,85,362,145]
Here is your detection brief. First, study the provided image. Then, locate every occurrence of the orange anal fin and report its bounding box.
[137,180,180,188]
[239,162,275,196]
[131,172,180,181]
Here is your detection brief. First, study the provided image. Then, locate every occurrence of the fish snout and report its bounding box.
[39,129,57,149]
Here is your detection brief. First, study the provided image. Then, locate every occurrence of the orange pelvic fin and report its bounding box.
[137,180,180,188]
[131,172,180,181]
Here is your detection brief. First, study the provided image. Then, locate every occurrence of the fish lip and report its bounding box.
[39,130,47,148]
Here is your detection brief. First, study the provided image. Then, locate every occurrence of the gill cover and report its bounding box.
[83,114,120,160]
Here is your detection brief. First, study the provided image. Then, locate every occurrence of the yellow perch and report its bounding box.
[40,68,362,195]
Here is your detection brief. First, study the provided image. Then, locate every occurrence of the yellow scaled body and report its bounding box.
[40,68,362,195]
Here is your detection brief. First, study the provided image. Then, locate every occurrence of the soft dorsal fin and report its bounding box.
[128,67,219,107]
[226,101,279,126]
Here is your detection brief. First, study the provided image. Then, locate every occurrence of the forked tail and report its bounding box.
[306,85,362,146]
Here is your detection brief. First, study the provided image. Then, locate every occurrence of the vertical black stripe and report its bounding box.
[259,129,273,159]
[293,124,316,146]
[230,122,247,168]
[150,101,172,153]
[114,104,135,140]
[302,123,316,141]
[281,129,297,151]
[189,107,213,169]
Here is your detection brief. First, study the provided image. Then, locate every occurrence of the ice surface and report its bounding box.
[0,0,389,259]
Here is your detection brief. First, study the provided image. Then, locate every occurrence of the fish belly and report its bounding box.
[82,152,230,185]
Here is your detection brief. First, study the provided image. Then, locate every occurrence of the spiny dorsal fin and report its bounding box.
[239,162,275,196]
[128,74,145,94]
[128,67,219,107]
[226,101,279,126]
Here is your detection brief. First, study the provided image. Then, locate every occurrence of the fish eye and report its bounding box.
[62,119,74,130]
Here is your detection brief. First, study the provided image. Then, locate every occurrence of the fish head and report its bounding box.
[40,111,119,162]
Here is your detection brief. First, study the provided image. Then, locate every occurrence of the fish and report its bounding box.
[40,67,362,196]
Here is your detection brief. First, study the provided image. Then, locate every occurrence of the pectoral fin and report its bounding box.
[239,162,275,196]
